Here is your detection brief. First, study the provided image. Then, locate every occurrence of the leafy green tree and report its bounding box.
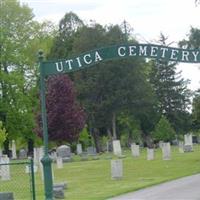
[150,33,191,134]
[192,90,200,130]
[48,13,158,151]
[0,121,7,148]
[48,12,84,59]
[72,23,157,150]
[79,126,92,149]
[179,27,200,133]
[179,27,200,49]
[118,113,142,146]
[0,0,55,154]
[152,115,176,142]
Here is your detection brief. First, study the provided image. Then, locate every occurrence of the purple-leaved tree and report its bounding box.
[36,74,86,144]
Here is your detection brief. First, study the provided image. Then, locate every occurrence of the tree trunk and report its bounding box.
[91,128,101,153]
[3,138,10,157]
[27,138,34,156]
[107,128,112,140]
[112,112,117,140]
[143,134,154,148]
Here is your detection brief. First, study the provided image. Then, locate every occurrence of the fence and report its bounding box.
[0,157,35,200]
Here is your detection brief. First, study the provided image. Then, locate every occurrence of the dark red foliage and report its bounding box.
[36,74,86,143]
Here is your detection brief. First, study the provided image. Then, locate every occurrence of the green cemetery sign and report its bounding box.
[38,43,200,200]
[42,44,200,76]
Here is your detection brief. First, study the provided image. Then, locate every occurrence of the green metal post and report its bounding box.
[30,158,36,200]
[38,50,53,200]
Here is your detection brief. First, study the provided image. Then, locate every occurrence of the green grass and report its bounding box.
[35,145,200,200]
[1,145,200,200]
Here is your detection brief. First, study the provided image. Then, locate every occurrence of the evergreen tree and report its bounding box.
[192,90,200,130]
[48,12,84,59]
[179,27,200,133]
[48,13,158,150]
[0,121,7,148]
[152,115,176,142]
[179,27,200,49]
[150,34,191,134]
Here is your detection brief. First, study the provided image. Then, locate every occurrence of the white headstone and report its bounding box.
[34,148,39,165]
[106,141,109,153]
[113,140,122,156]
[1,155,10,180]
[76,144,82,155]
[0,148,2,157]
[162,142,171,160]
[38,147,44,180]
[56,157,63,169]
[178,141,184,153]
[11,140,17,159]
[87,146,96,155]
[184,134,193,152]
[131,144,140,157]
[57,145,71,158]
[147,148,154,160]
[18,149,27,159]
[111,159,123,179]
[25,165,38,173]
[184,134,193,146]
[159,141,164,149]
[50,151,57,162]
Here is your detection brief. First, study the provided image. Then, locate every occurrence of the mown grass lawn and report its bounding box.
[34,145,200,200]
[1,145,200,200]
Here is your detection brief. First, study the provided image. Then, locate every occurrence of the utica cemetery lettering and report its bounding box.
[42,44,200,76]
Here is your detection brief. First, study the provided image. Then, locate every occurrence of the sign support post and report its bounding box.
[38,50,53,200]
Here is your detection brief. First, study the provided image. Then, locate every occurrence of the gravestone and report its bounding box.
[113,140,122,156]
[38,147,44,180]
[53,188,64,199]
[111,159,123,179]
[25,165,38,173]
[57,145,72,162]
[184,134,193,152]
[1,155,10,180]
[131,144,140,157]
[178,141,184,153]
[11,140,17,159]
[162,142,171,160]
[76,144,82,155]
[53,182,67,190]
[80,152,88,161]
[56,157,63,169]
[87,146,96,156]
[197,136,200,143]
[0,148,2,157]
[19,149,27,159]
[0,192,14,200]
[106,141,113,152]
[34,148,39,165]
[147,148,154,160]
[50,151,57,162]
[34,147,44,166]
[159,141,164,149]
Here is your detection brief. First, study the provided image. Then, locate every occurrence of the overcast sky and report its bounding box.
[20,0,200,91]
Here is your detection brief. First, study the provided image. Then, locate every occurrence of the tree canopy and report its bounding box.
[0,0,55,154]
[1,3,199,153]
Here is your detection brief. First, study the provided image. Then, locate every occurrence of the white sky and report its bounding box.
[20,0,200,91]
